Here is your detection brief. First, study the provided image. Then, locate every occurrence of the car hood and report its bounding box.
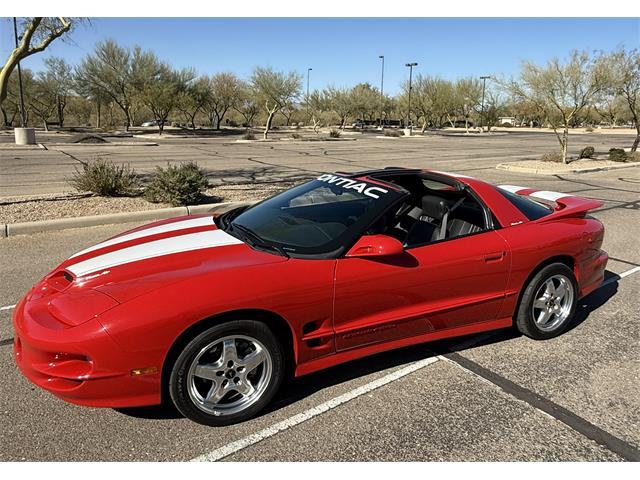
[50,214,287,304]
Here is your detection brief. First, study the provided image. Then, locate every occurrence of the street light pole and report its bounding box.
[480,75,491,133]
[13,17,26,128]
[405,62,418,132]
[306,67,312,123]
[379,55,384,128]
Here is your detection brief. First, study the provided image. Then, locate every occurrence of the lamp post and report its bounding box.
[405,62,418,133]
[379,55,384,128]
[480,75,491,133]
[306,67,312,123]
[13,17,26,128]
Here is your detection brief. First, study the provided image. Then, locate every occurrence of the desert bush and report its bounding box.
[384,129,403,137]
[329,128,341,138]
[145,162,209,206]
[501,122,513,128]
[541,151,563,163]
[242,132,256,140]
[291,132,302,139]
[68,158,138,196]
[585,126,594,132]
[579,146,595,159]
[608,148,628,162]
[628,151,640,162]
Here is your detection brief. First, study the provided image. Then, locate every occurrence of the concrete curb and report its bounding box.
[1,201,252,238]
[47,141,159,147]
[496,161,640,175]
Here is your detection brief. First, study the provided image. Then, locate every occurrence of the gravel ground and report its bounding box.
[511,158,639,172]
[0,182,298,224]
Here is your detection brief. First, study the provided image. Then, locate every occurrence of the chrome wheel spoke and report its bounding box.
[533,297,548,310]
[544,279,556,296]
[235,379,255,397]
[205,381,227,404]
[555,281,567,300]
[537,308,552,325]
[222,339,239,364]
[240,347,265,373]
[194,364,219,381]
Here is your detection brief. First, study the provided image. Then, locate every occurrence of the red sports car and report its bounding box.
[13,168,608,426]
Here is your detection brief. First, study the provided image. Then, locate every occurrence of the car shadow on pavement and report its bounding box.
[114,270,619,422]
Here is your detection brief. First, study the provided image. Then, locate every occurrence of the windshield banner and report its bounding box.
[316,174,389,199]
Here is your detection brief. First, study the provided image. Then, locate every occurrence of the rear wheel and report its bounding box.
[169,320,284,426]
[515,263,578,340]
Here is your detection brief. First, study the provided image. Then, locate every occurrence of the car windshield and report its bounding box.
[227,174,405,257]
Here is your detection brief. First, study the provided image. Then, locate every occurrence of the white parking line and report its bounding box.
[191,356,441,462]
[602,266,640,286]
[0,304,16,312]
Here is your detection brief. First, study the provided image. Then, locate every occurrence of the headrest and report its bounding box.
[421,195,449,220]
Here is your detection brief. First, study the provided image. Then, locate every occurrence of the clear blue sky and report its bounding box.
[2,17,639,94]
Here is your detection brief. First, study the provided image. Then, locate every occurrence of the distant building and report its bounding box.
[498,117,516,126]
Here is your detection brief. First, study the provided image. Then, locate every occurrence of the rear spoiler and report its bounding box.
[497,185,603,222]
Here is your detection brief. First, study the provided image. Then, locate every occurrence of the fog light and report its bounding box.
[130,366,158,376]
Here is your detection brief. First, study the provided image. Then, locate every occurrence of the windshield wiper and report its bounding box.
[231,222,289,258]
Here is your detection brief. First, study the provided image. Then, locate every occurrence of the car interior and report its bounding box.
[366,173,490,248]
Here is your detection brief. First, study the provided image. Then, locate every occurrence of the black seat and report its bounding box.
[405,195,448,245]
[447,205,484,238]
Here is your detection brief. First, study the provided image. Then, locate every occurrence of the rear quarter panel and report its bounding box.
[495,217,606,319]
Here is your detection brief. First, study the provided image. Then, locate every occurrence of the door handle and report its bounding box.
[484,251,505,263]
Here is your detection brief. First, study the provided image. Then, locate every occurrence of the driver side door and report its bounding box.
[332,230,510,351]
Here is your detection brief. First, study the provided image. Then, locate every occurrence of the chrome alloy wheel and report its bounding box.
[531,274,575,332]
[186,335,272,416]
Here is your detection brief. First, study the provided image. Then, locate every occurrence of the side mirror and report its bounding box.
[345,234,404,258]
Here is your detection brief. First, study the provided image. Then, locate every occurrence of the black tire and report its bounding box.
[515,263,578,340]
[169,320,284,426]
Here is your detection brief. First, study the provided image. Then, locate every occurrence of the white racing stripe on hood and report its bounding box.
[70,216,216,259]
[66,229,243,277]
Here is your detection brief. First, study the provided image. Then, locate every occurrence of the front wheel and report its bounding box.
[169,320,284,426]
[515,263,578,340]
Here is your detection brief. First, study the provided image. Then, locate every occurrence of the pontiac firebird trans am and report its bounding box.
[13,168,608,426]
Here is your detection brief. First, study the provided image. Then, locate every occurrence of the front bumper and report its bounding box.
[12,296,162,408]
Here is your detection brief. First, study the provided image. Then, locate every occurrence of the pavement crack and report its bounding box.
[441,351,640,461]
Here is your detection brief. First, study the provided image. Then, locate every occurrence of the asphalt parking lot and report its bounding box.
[1,132,639,461]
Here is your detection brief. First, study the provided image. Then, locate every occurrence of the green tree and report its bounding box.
[176,76,211,130]
[326,87,353,128]
[250,67,302,139]
[40,57,73,127]
[203,73,242,129]
[76,40,155,131]
[233,81,260,128]
[0,17,74,107]
[605,48,640,151]
[138,61,194,135]
[509,51,609,163]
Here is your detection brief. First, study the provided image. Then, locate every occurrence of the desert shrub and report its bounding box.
[608,148,628,162]
[145,162,209,206]
[628,151,640,162]
[501,122,513,128]
[541,151,563,163]
[585,126,594,132]
[579,146,595,159]
[68,158,138,196]
[291,132,302,139]
[242,131,256,140]
[329,128,341,138]
[384,129,403,137]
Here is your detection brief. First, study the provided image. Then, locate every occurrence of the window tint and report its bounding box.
[231,178,404,255]
[497,188,552,221]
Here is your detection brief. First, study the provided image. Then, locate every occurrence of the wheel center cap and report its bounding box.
[225,370,236,379]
